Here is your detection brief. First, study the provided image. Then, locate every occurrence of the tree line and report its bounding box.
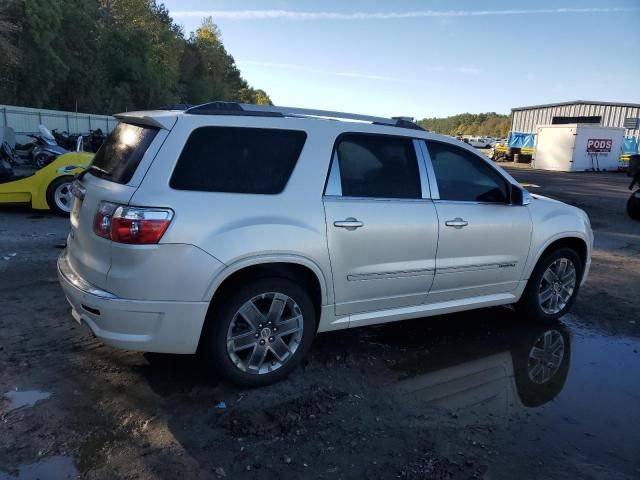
[418,112,511,137]
[0,0,271,115]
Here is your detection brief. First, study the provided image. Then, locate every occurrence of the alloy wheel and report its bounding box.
[226,292,304,375]
[527,329,565,384]
[538,257,576,315]
[53,181,73,213]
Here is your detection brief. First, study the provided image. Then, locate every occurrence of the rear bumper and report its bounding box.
[57,251,209,354]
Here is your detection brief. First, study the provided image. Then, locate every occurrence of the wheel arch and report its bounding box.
[526,234,589,280]
[202,256,329,331]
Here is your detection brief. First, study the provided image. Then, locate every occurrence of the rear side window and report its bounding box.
[335,134,421,199]
[170,127,306,194]
[89,122,159,184]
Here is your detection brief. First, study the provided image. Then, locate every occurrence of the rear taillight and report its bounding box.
[94,202,117,239]
[93,202,173,244]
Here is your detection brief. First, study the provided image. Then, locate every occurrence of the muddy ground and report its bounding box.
[1,168,639,479]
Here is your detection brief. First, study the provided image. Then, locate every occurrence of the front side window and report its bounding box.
[426,141,509,203]
[170,127,306,194]
[334,134,421,199]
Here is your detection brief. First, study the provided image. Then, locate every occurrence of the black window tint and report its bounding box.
[90,122,158,184]
[426,141,509,203]
[336,134,421,199]
[170,127,306,194]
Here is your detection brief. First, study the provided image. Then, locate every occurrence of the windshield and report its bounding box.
[39,125,56,145]
[89,122,159,184]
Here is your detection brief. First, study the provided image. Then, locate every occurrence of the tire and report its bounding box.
[34,153,52,169]
[511,325,571,407]
[517,247,583,322]
[46,176,75,216]
[627,190,640,221]
[203,277,316,387]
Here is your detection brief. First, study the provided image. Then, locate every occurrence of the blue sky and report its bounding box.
[163,0,640,119]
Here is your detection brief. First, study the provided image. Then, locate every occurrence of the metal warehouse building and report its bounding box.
[510,100,640,140]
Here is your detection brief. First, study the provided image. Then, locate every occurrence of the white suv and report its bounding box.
[58,102,592,386]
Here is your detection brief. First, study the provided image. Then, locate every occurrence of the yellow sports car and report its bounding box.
[0,152,93,215]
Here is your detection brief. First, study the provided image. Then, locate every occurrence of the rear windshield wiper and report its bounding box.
[85,164,111,179]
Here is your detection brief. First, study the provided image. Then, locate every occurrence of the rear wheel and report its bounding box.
[34,153,52,169]
[46,176,74,216]
[204,277,316,386]
[517,247,583,322]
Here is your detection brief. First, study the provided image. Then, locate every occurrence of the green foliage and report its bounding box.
[0,2,271,114]
[419,112,511,137]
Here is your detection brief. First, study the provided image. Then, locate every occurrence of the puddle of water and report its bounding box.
[374,311,640,477]
[3,390,51,411]
[0,456,78,480]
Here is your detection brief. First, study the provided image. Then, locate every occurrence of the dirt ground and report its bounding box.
[1,167,639,480]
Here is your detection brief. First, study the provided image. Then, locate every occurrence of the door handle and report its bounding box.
[445,217,468,229]
[334,218,364,230]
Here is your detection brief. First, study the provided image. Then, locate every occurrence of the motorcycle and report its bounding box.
[6,125,68,169]
[0,128,16,180]
[84,128,105,153]
[0,142,15,182]
[627,154,640,221]
[52,129,82,151]
[31,125,69,169]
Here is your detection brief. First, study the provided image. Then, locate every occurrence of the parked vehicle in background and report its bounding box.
[465,137,492,148]
[29,125,69,168]
[0,146,13,182]
[0,147,93,215]
[53,129,84,151]
[58,102,593,387]
[627,154,640,220]
[84,128,106,153]
[4,125,70,169]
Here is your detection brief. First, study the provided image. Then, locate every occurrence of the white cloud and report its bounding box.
[237,60,481,81]
[171,7,637,21]
[237,60,403,82]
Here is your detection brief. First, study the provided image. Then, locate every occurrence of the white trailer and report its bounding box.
[533,125,625,172]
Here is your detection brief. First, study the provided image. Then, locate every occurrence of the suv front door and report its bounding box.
[323,134,438,317]
[421,140,532,304]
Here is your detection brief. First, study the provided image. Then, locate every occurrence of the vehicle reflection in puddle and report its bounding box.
[2,389,51,412]
[369,310,640,475]
[0,456,77,480]
[379,314,571,424]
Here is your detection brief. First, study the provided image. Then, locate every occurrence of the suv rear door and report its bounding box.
[68,121,169,289]
[323,133,438,317]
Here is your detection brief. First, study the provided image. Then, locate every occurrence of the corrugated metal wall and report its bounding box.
[0,104,116,142]
[511,103,640,138]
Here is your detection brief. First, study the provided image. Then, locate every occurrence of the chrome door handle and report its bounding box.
[445,218,468,229]
[334,218,364,230]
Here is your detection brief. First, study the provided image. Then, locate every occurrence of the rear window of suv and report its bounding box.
[89,122,159,184]
[170,127,306,194]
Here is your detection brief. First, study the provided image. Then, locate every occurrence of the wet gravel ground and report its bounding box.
[1,168,639,479]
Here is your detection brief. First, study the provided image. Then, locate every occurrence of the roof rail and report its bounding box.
[157,103,192,111]
[184,101,424,130]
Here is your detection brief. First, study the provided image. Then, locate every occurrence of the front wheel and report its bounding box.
[46,176,75,216]
[517,247,583,322]
[204,277,316,386]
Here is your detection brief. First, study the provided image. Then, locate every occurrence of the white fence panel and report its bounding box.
[0,104,116,143]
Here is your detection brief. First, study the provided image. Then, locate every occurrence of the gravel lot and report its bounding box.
[1,168,639,479]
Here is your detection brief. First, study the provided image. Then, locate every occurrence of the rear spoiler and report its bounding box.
[113,111,177,130]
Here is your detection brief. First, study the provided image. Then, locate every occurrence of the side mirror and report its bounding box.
[511,185,531,206]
